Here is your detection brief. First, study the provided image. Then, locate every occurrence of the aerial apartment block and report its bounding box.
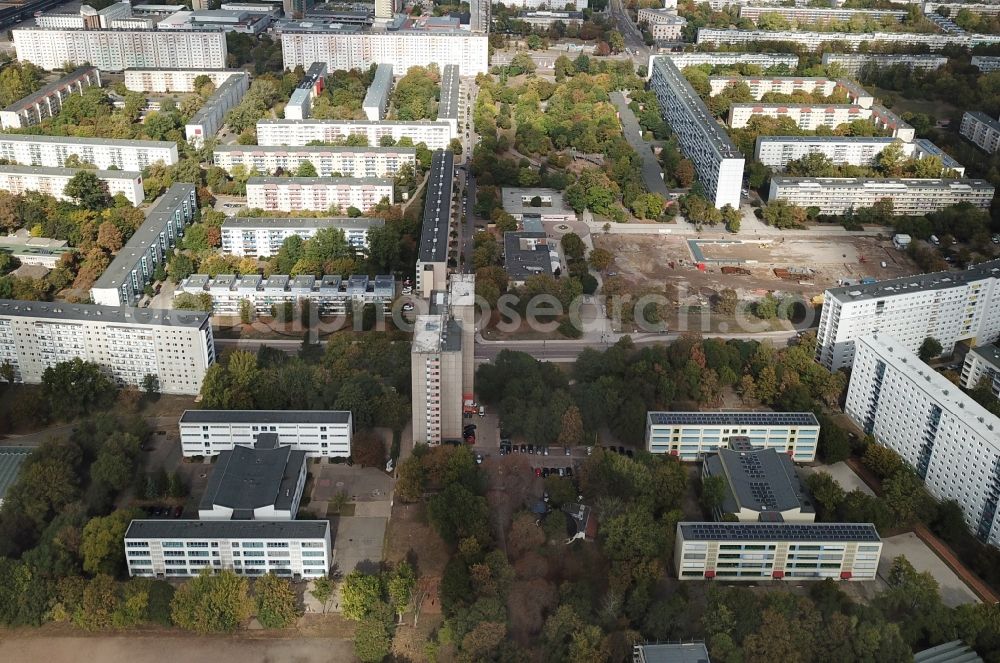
[178,273,395,316]
[179,410,353,458]
[256,118,453,150]
[738,5,907,23]
[636,8,687,41]
[960,111,1000,154]
[845,334,1000,545]
[411,275,475,446]
[696,27,1000,51]
[212,144,415,178]
[815,260,1000,370]
[220,217,384,255]
[674,522,882,581]
[245,177,393,212]
[437,64,462,135]
[821,52,948,76]
[755,136,965,174]
[362,63,394,121]
[648,56,744,209]
[728,103,914,140]
[645,411,820,462]
[925,2,1000,17]
[124,520,331,578]
[0,300,214,395]
[768,177,994,216]
[962,344,1000,397]
[0,165,144,207]
[708,76,873,108]
[0,134,178,171]
[278,25,489,76]
[0,67,101,130]
[415,149,454,296]
[972,56,1000,72]
[124,67,246,92]
[91,184,197,307]
[664,52,799,69]
[185,72,250,146]
[12,28,228,71]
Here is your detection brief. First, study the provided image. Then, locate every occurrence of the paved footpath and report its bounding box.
[609,90,672,199]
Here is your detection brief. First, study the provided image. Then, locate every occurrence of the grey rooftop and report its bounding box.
[418,149,454,263]
[438,64,460,121]
[652,57,741,159]
[180,410,351,425]
[221,216,385,229]
[214,144,415,154]
[678,521,880,543]
[0,299,209,326]
[0,164,141,179]
[187,72,249,126]
[199,437,306,513]
[0,132,176,149]
[826,259,1000,302]
[2,67,97,114]
[246,176,393,186]
[969,344,1000,371]
[647,411,819,427]
[362,63,394,110]
[125,519,330,540]
[770,176,993,190]
[704,446,814,514]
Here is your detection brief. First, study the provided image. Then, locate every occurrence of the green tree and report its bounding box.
[557,405,585,447]
[41,358,117,420]
[91,432,141,492]
[862,444,903,480]
[141,373,159,396]
[918,336,943,362]
[387,561,416,624]
[588,248,613,272]
[170,569,253,633]
[295,160,318,177]
[64,170,111,211]
[341,571,386,621]
[254,573,299,629]
[609,30,626,54]
[81,509,137,576]
[701,475,727,515]
[561,233,586,261]
[310,577,334,614]
[354,606,394,663]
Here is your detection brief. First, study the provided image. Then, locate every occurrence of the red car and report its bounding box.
[534,467,542,477]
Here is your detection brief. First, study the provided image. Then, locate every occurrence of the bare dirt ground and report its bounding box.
[595,234,922,300]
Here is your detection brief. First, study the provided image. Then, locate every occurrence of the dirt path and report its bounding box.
[0,634,356,663]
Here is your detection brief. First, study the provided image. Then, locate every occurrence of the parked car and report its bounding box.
[528,444,535,454]
[173,506,183,518]
[565,467,574,477]
[625,449,634,458]
[535,467,542,477]
[520,444,527,453]
[542,446,549,456]
[564,447,571,456]
[617,446,626,455]
[478,405,486,417]
[558,468,565,477]
[476,454,483,465]
[542,468,550,478]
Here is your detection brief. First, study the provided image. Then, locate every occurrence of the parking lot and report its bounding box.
[879,532,980,608]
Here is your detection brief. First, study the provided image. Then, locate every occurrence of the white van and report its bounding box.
[930,235,940,246]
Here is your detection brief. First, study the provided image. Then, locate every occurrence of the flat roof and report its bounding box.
[288,88,311,106]
[0,299,209,326]
[757,135,895,145]
[92,183,195,292]
[246,176,392,186]
[501,187,572,215]
[125,67,245,73]
[0,164,141,180]
[438,64,460,121]
[215,144,415,155]
[504,231,556,280]
[705,446,813,515]
[181,409,351,424]
[412,313,461,353]
[258,118,451,128]
[678,521,881,543]
[634,643,711,663]
[966,110,1000,132]
[771,176,994,190]
[199,440,306,513]
[2,67,97,114]
[187,72,248,125]
[914,640,984,663]
[651,57,741,159]
[125,519,330,540]
[362,62,394,110]
[0,133,175,149]
[969,344,1000,372]
[647,411,819,427]
[222,216,384,229]
[0,446,32,503]
[826,260,1000,301]
[418,149,454,263]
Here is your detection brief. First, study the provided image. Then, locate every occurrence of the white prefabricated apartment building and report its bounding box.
[220,216,384,256]
[0,165,144,206]
[845,334,1000,545]
[0,300,215,395]
[0,66,101,130]
[256,118,453,150]
[212,145,416,178]
[124,520,331,578]
[767,177,994,216]
[245,176,393,212]
[815,260,1000,371]
[179,410,353,458]
[962,344,1000,397]
[645,411,821,462]
[0,134,178,170]
[124,67,247,92]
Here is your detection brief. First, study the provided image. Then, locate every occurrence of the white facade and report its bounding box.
[675,522,882,581]
[926,3,1000,17]
[755,136,965,175]
[0,134,177,171]
[284,88,311,120]
[0,67,101,130]
[637,8,686,40]
[709,76,873,108]
[821,52,948,76]
[178,273,394,316]
[0,301,214,395]
[124,520,332,578]
[728,103,914,140]
[0,166,144,207]
[124,67,246,92]
[845,334,1000,545]
[256,119,453,150]
[648,56,744,209]
[739,5,907,22]
[245,177,393,212]
[362,63,394,121]
[697,27,1000,51]
[961,111,1000,154]
[179,410,353,458]
[12,28,228,71]
[768,177,994,216]
[220,217,384,256]
[91,184,197,307]
[212,145,416,177]
[644,411,820,462]
[280,30,489,76]
[962,345,1000,397]
[972,56,1000,72]
[661,52,799,69]
[185,72,250,146]
[816,260,1000,371]
[495,0,589,7]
